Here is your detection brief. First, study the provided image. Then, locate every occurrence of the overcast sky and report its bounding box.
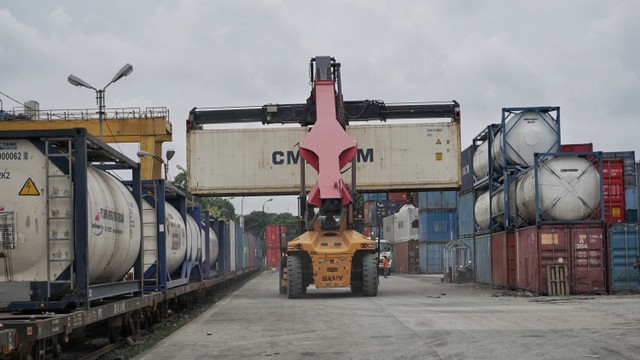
[1,0,638,214]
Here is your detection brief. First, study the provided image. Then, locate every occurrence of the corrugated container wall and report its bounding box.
[392,240,420,274]
[608,223,640,293]
[457,192,474,237]
[426,191,457,210]
[475,234,491,284]
[266,248,280,269]
[426,242,445,273]
[248,234,255,268]
[222,222,232,274]
[419,210,457,242]
[392,205,419,243]
[491,231,516,290]
[560,143,593,153]
[603,151,636,188]
[363,193,388,202]
[235,225,244,270]
[460,145,474,193]
[602,160,626,223]
[388,191,409,203]
[243,233,249,269]
[383,215,394,242]
[515,224,606,295]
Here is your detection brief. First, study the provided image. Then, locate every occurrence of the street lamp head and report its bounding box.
[111,63,133,84]
[165,148,176,162]
[176,164,187,173]
[136,150,164,163]
[67,74,95,90]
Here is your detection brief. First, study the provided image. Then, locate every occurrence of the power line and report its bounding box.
[0,90,26,107]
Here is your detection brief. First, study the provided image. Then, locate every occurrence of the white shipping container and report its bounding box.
[392,204,419,243]
[383,215,395,242]
[187,122,461,195]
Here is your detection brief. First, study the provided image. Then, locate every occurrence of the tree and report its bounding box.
[171,170,236,220]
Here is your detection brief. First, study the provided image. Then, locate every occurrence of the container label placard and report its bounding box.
[540,233,558,245]
[19,178,40,196]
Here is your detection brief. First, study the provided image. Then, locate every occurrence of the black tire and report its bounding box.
[351,282,363,294]
[362,253,379,297]
[287,255,303,299]
[279,257,287,294]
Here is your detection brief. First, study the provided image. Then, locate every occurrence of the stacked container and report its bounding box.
[265,225,286,268]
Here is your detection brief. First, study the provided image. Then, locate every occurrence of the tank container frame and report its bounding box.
[139,180,207,291]
[494,107,561,229]
[0,128,143,311]
[532,152,604,225]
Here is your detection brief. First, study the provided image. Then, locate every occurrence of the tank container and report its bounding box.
[473,140,490,179]
[474,191,491,230]
[186,215,201,263]
[142,201,187,275]
[0,139,141,286]
[516,156,600,223]
[493,110,559,170]
[209,226,219,266]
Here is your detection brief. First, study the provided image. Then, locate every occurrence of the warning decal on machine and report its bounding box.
[19,178,40,196]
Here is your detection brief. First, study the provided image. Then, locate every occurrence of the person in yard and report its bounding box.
[383,255,390,278]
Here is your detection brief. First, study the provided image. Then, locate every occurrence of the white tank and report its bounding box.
[490,182,518,226]
[516,156,600,222]
[473,140,489,179]
[142,201,187,275]
[209,227,219,265]
[474,191,491,230]
[186,215,201,263]
[0,139,140,284]
[492,111,559,169]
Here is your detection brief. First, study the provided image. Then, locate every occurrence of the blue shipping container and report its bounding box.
[222,222,231,274]
[608,224,640,293]
[426,191,457,210]
[626,209,638,224]
[625,188,637,210]
[460,237,474,265]
[364,193,388,202]
[427,242,445,273]
[418,192,427,210]
[475,234,491,284]
[419,242,428,274]
[458,192,474,237]
[419,210,457,242]
[461,145,474,193]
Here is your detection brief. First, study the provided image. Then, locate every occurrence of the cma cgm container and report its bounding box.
[457,192,474,237]
[515,224,605,295]
[608,224,640,293]
[475,234,491,284]
[392,240,419,274]
[419,210,457,242]
[491,231,516,289]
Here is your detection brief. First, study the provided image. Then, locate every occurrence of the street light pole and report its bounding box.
[67,63,133,142]
[137,150,166,180]
[262,198,273,241]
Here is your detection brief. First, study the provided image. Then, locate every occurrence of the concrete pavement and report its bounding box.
[134,270,640,359]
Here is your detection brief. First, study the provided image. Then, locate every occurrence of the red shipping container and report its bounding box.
[515,225,570,295]
[515,224,606,295]
[392,240,419,274]
[602,160,625,223]
[387,192,408,203]
[560,143,593,153]
[570,226,606,294]
[266,248,281,269]
[491,231,516,289]
[266,225,287,249]
[363,226,372,237]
